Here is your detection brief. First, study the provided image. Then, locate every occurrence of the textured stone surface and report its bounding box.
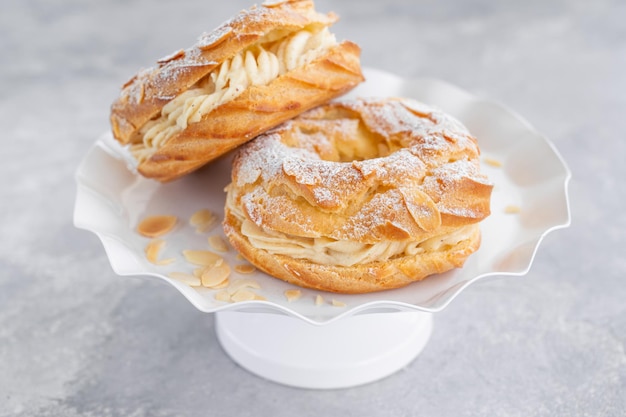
[1,0,624,416]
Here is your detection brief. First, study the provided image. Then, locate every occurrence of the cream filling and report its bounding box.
[228,197,475,267]
[131,27,337,162]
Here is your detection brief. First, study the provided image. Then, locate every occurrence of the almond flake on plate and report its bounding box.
[504,205,521,214]
[168,272,201,287]
[189,209,217,233]
[230,288,257,302]
[182,249,223,266]
[484,157,503,168]
[227,279,261,294]
[214,290,232,302]
[137,215,177,237]
[145,239,165,264]
[145,239,174,265]
[201,262,231,288]
[331,299,346,307]
[284,289,302,302]
[210,278,263,303]
[208,235,229,252]
[315,294,325,306]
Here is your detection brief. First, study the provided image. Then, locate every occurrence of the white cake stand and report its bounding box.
[74,69,571,389]
[215,310,432,389]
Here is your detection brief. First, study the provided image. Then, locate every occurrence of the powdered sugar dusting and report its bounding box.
[227,5,276,31]
[282,157,365,207]
[357,99,434,140]
[228,97,493,245]
[241,187,317,236]
[423,159,492,219]
[354,149,426,186]
[234,133,288,187]
[433,159,487,183]
[197,25,233,50]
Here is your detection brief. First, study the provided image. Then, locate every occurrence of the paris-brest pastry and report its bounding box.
[223,98,493,293]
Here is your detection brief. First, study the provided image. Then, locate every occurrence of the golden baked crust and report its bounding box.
[223,97,493,293]
[109,0,363,182]
[224,214,482,293]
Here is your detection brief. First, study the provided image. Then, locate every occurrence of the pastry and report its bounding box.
[223,97,493,293]
[110,0,364,182]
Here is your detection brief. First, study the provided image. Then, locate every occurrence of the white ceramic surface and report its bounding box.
[73,68,571,325]
[215,310,433,389]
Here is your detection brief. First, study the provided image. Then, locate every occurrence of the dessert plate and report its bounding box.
[74,68,571,325]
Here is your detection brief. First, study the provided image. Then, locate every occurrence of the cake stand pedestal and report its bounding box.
[215,310,433,389]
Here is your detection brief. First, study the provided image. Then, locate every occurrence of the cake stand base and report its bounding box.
[215,310,433,389]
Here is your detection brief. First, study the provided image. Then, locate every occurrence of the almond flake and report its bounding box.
[182,250,223,266]
[331,299,346,307]
[262,0,289,7]
[137,215,177,237]
[189,209,217,233]
[201,262,231,288]
[137,83,145,104]
[234,264,256,274]
[212,278,230,289]
[504,205,521,214]
[168,272,201,287]
[284,289,302,302]
[157,49,185,64]
[227,279,261,294]
[145,239,166,264]
[197,26,233,51]
[484,157,503,168]
[315,294,325,306]
[231,288,257,302]
[214,290,232,302]
[208,235,229,252]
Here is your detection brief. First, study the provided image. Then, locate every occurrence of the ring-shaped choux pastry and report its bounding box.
[223,97,493,293]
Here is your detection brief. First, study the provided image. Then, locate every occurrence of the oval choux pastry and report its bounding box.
[110,0,364,182]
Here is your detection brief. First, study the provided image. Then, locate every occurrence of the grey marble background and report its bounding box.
[1,0,625,416]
